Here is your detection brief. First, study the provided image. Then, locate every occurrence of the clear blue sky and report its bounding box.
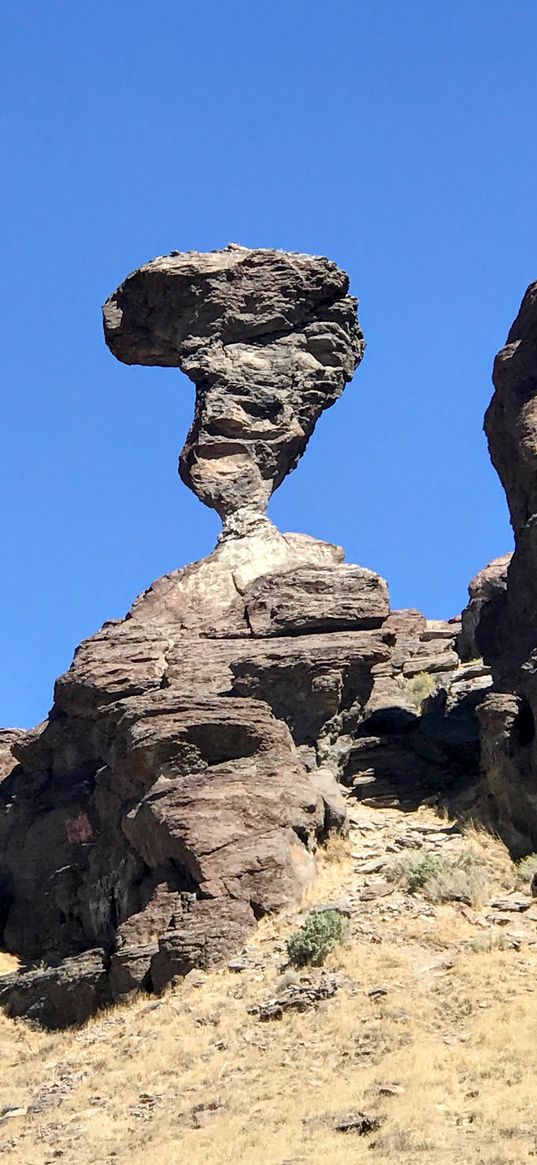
[2,2,536,728]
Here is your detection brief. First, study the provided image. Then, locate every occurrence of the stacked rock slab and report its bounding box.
[343,613,491,811]
[1,542,394,1024]
[474,283,537,852]
[0,555,486,1028]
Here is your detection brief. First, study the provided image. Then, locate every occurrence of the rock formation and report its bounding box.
[0,248,382,1026]
[457,554,512,664]
[103,246,363,532]
[0,247,490,1027]
[470,284,537,851]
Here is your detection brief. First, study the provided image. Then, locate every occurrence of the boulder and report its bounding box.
[457,554,512,663]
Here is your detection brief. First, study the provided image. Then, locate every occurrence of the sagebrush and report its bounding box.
[405,670,438,710]
[516,852,537,887]
[388,847,489,907]
[286,910,348,967]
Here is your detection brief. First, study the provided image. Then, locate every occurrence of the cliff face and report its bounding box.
[0,248,489,1027]
[469,284,537,852]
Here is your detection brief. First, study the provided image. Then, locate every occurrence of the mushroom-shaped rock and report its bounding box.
[103,246,364,530]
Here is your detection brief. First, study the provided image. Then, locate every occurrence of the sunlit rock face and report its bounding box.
[103,246,364,532]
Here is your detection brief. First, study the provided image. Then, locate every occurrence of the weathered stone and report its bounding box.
[335,1111,381,1135]
[0,247,385,1026]
[103,246,364,530]
[150,899,253,993]
[243,564,389,636]
[249,972,342,1020]
[0,949,109,1028]
[475,284,537,848]
[0,244,498,1029]
[477,692,536,854]
[0,730,26,782]
[458,555,512,663]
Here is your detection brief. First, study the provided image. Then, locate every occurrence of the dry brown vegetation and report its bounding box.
[2,808,537,1165]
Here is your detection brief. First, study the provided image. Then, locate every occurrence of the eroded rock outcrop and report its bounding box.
[103,246,363,531]
[0,247,491,1027]
[0,543,394,1026]
[0,247,386,1026]
[473,283,537,850]
[457,555,512,664]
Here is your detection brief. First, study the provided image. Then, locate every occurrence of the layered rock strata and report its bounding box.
[345,614,491,812]
[0,549,487,1027]
[0,527,394,1026]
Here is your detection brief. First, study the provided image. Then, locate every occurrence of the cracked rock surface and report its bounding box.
[0,246,379,1027]
[103,246,364,529]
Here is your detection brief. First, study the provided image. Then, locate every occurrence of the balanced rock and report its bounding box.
[0,247,491,1027]
[103,246,364,531]
[0,247,390,1027]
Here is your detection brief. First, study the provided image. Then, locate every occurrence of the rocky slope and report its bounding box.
[2,800,535,1165]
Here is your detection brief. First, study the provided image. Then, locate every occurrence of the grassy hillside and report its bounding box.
[2,805,537,1165]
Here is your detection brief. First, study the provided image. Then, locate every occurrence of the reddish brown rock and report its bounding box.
[243,564,389,636]
[103,246,364,530]
[457,554,512,664]
[0,537,393,1027]
[0,245,493,1028]
[474,283,537,848]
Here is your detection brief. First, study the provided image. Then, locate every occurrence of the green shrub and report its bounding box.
[387,847,489,907]
[469,932,510,953]
[515,853,537,888]
[286,910,348,968]
[393,850,445,893]
[405,671,438,711]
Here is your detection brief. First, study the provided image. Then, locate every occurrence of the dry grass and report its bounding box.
[0,953,19,974]
[1,820,537,1164]
[386,823,515,909]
